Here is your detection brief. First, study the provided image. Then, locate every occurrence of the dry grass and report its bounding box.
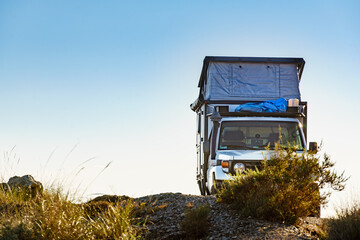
[0,146,146,239]
[180,204,210,239]
[0,187,142,240]
[324,201,360,240]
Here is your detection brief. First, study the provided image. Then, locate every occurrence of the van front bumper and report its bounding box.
[209,166,233,181]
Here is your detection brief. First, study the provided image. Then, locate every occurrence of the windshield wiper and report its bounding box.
[223,145,244,149]
[256,145,270,148]
[239,146,258,150]
[224,145,257,150]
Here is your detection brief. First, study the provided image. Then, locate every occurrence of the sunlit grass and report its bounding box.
[324,200,360,240]
[0,186,142,239]
[0,146,143,239]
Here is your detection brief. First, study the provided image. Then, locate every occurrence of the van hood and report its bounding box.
[216,149,304,161]
[216,150,272,161]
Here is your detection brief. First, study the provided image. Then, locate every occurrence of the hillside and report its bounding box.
[130,192,324,239]
[0,175,325,239]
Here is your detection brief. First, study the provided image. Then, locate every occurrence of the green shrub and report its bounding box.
[326,202,360,240]
[217,145,348,224]
[180,204,210,239]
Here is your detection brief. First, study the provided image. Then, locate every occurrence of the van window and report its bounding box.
[219,121,304,150]
[197,113,201,134]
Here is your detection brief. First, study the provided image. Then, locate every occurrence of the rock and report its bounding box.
[88,194,131,204]
[7,175,43,197]
[84,200,114,218]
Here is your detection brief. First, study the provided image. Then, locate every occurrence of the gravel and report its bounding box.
[134,192,324,240]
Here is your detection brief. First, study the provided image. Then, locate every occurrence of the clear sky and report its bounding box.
[0,0,359,216]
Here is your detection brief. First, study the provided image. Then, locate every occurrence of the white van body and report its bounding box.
[191,57,311,195]
[206,117,306,193]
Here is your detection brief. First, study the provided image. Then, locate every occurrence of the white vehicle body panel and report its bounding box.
[206,117,307,192]
[191,57,309,196]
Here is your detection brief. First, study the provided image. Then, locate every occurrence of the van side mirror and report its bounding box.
[202,141,210,155]
[210,111,221,160]
[309,142,318,153]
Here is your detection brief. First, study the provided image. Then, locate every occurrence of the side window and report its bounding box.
[209,130,212,145]
[197,113,201,134]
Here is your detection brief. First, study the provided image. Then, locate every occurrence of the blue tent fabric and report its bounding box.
[235,98,288,113]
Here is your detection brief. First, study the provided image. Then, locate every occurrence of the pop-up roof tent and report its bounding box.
[191,56,305,112]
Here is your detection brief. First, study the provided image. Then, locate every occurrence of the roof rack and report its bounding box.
[216,111,305,118]
[212,102,307,118]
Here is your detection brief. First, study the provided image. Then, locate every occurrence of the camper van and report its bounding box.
[190,57,317,195]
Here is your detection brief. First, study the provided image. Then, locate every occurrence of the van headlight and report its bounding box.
[234,163,245,173]
[221,161,229,173]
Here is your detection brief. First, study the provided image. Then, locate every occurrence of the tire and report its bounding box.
[205,179,210,195]
[198,179,206,196]
[210,184,217,195]
[210,173,218,195]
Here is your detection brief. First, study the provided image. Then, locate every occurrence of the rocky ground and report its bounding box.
[134,193,325,240]
[0,175,325,239]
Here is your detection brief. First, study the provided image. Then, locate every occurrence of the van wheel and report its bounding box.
[210,173,218,195]
[210,185,217,195]
[205,180,211,195]
[198,179,206,196]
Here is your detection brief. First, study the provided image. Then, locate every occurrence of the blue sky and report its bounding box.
[0,0,359,216]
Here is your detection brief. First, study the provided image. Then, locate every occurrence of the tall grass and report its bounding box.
[0,186,142,239]
[325,201,360,240]
[0,145,145,239]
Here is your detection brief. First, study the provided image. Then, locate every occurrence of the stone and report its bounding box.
[7,175,43,197]
[88,194,131,204]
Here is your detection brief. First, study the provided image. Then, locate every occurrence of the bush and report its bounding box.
[326,202,360,240]
[217,145,348,224]
[180,204,210,239]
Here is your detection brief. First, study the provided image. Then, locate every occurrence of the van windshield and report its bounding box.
[219,121,304,150]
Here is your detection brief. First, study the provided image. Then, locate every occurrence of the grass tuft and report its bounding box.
[180,204,210,239]
[0,186,142,239]
[325,202,360,240]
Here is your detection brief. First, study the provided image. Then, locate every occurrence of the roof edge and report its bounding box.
[197,56,305,87]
